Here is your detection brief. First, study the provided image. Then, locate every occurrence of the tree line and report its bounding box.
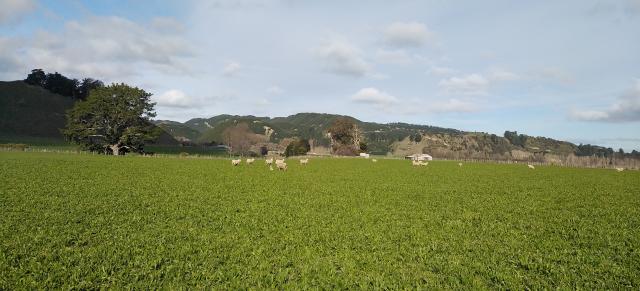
[24,69,104,100]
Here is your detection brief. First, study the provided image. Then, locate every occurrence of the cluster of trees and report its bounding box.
[575,144,640,158]
[504,131,528,147]
[24,69,104,100]
[285,139,311,157]
[221,123,266,156]
[327,117,366,156]
[63,83,159,155]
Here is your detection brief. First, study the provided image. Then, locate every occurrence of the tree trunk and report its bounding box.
[110,144,120,156]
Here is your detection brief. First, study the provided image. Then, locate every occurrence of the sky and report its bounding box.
[1,0,639,150]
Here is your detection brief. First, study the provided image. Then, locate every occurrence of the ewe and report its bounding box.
[276,162,288,171]
[615,167,624,172]
[458,162,463,167]
[528,164,535,169]
[372,159,377,162]
[300,158,309,165]
[231,159,241,166]
[265,158,273,165]
[275,159,285,164]
[246,158,255,165]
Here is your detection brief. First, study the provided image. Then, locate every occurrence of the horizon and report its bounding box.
[1,0,639,150]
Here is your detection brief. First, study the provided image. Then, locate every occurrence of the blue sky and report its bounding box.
[1,0,639,150]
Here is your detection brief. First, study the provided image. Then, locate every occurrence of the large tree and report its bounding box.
[62,83,159,155]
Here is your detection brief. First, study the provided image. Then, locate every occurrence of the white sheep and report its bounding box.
[372,159,378,162]
[269,165,274,171]
[276,162,287,171]
[275,159,285,164]
[419,161,428,166]
[246,158,255,165]
[412,160,421,166]
[265,158,273,165]
[615,167,624,172]
[231,159,241,166]
[458,162,463,167]
[300,158,309,165]
[528,164,535,169]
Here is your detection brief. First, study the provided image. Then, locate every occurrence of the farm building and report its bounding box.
[405,153,433,161]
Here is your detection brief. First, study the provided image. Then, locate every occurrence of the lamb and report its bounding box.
[276,162,287,171]
[231,159,241,166]
[372,159,377,162]
[412,160,420,166]
[615,167,624,172]
[265,158,273,165]
[458,162,463,167]
[300,158,309,165]
[246,158,255,165]
[528,164,535,169]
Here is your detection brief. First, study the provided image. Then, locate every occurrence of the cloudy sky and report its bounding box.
[1,0,639,150]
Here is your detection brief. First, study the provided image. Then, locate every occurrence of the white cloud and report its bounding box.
[266,85,284,95]
[487,68,520,81]
[222,61,241,77]
[154,89,196,108]
[315,39,371,77]
[0,0,36,24]
[429,66,456,76]
[383,21,433,47]
[375,49,412,64]
[571,79,640,122]
[351,87,398,105]
[2,15,192,80]
[538,67,575,84]
[439,69,519,95]
[439,74,490,95]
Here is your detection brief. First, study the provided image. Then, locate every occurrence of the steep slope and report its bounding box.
[0,81,178,145]
[0,81,75,138]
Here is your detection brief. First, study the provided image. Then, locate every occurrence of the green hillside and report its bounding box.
[0,81,178,146]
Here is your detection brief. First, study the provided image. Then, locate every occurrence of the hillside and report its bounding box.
[0,81,178,145]
[155,112,586,158]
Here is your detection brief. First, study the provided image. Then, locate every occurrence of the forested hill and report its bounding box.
[153,113,636,159]
[0,80,178,145]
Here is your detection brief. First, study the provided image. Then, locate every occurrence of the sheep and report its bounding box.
[528,164,535,169]
[615,167,624,172]
[276,162,287,171]
[246,158,255,165]
[265,158,273,165]
[275,159,285,164]
[412,160,421,166]
[300,158,309,165]
[269,165,274,171]
[419,161,428,166]
[458,162,463,167]
[231,159,241,166]
[372,159,378,162]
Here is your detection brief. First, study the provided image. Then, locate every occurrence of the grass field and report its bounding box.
[1,152,639,289]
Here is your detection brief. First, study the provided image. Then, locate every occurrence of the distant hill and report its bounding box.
[155,112,634,159]
[0,80,178,145]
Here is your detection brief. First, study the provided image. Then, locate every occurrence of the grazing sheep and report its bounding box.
[372,159,377,162]
[265,158,273,165]
[300,158,309,165]
[528,164,535,169]
[275,159,285,164]
[412,160,421,166]
[458,162,463,167]
[419,161,429,166]
[276,162,287,171]
[615,167,624,172]
[246,158,255,165]
[231,159,241,166]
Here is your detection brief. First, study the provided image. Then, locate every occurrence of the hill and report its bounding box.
[0,81,178,146]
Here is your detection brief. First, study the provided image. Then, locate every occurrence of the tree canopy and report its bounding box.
[24,69,104,100]
[62,83,159,155]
